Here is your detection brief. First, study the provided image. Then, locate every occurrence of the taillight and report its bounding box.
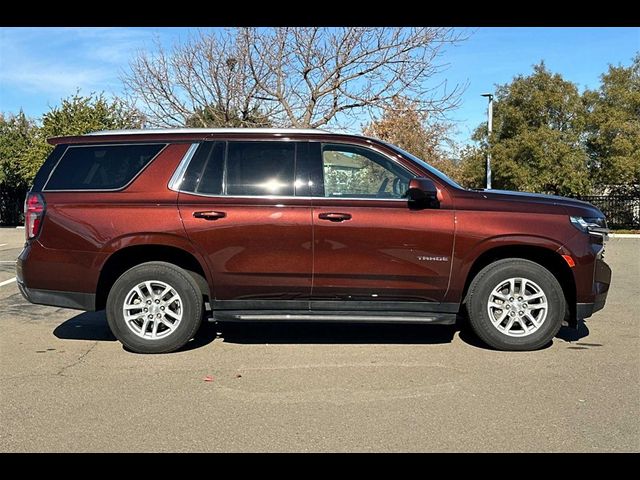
[24,193,45,240]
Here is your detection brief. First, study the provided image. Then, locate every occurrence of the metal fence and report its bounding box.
[576,195,640,229]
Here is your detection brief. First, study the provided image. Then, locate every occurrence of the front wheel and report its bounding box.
[106,261,203,354]
[466,258,565,351]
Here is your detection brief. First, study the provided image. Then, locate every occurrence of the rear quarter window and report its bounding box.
[44,144,165,191]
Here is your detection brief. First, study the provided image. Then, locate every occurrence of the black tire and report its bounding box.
[466,258,565,351]
[106,261,203,354]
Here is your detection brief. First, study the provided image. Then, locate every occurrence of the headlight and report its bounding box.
[570,216,609,237]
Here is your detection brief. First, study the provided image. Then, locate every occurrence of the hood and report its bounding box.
[461,189,605,218]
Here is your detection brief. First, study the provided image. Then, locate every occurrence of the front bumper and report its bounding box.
[576,299,606,320]
[575,254,611,319]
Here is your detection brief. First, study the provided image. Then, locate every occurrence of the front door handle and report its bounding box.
[193,210,226,220]
[318,212,352,222]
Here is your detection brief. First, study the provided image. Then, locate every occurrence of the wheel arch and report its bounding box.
[96,244,212,311]
[459,244,576,324]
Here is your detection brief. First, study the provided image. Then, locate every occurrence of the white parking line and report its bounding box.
[0,243,7,247]
[0,260,17,263]
[0,277,16,287]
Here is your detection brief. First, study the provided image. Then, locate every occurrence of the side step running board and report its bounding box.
[211,311,457,325]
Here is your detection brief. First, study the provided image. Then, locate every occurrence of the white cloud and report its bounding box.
[0,27,155,101]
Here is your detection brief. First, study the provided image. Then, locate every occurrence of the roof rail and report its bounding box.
[86,128,331,136]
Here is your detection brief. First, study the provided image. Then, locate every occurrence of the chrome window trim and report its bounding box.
[167,143,200,192]
[172,139,418,202]
[43,143,169,192]
[313,197,406,202]
[174,190,407,203]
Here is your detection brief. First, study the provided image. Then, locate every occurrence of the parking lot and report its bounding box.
[0,226,638,452]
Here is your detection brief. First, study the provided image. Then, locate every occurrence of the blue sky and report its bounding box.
[1,27,638,145]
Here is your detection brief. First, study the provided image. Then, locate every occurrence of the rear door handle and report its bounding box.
[318,212,352,222]
[193,211,226,220]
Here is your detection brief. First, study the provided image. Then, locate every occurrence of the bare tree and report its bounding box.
[123,27,466,129]
[123,30,275,128]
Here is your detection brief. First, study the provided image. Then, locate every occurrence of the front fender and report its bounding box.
[444,233,565,303]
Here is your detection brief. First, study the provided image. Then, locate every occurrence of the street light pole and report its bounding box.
[481,93,493,190]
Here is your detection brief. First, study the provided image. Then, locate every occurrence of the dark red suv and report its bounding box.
[17,128,611,353]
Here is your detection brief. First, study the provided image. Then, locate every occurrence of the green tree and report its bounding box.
[0,111,41,188]
[0,111,45,224]
[461,63,592,196]
[583,54,640,195]
[18,92,144,182]
[0,93,143,225]
[40,91,143,138]
[185,104,272,128]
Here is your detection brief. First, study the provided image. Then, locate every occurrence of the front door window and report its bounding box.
[322,144,411,199]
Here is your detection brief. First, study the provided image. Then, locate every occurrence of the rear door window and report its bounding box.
[225,142,296,196]
[45,144,165,191]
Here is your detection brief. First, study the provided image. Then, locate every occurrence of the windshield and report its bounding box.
[382,142,463,190]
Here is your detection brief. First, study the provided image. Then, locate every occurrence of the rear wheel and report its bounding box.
[466,258,565,351]
[106,261,203,353]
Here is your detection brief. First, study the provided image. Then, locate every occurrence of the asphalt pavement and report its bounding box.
[0,226,638,452]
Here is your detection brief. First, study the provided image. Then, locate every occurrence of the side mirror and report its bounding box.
[406,177,441,210]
